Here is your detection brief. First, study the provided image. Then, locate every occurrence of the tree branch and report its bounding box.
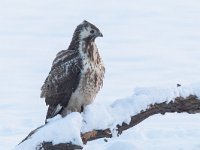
[18,95,200,150]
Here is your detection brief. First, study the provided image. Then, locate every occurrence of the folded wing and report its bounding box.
[41,50,82,121]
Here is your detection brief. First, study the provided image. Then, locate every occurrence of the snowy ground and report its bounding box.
[1,0,200,149]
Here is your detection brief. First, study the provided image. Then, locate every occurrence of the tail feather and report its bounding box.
[45,104,63,123]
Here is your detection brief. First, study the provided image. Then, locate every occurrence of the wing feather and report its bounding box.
[41,50,82,120]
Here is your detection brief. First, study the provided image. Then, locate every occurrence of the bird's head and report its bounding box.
[76,20,103,41]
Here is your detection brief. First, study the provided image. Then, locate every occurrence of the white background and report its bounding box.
[1,0,200,149]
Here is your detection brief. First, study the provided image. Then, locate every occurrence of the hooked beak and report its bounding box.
[97,31,103,37]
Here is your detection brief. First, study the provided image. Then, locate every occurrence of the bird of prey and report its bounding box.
[41,20,105,122]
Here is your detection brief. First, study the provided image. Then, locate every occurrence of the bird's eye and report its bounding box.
[90,30,95,34]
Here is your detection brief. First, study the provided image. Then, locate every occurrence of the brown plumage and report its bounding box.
[41,20,105,123]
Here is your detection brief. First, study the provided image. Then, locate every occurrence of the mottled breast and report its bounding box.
[77,41,105,105]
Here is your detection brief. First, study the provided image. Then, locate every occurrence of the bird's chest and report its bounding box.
[82,59,103,87]
[79,58,104,102]
[77,43,104,103]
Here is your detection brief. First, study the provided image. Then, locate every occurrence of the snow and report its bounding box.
[15,113,83,150]
[83,85,200,133]
[15,85,200,149]
[1,0,200,149]
[83,113,200,150]
[82,86,182,133]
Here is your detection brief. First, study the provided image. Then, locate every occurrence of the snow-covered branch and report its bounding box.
[15,85,200,150]
[82,95,200,144]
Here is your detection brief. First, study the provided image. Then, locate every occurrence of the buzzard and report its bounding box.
[41,20,105,122]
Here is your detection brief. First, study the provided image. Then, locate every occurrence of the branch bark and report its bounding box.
[19,95,200,150]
